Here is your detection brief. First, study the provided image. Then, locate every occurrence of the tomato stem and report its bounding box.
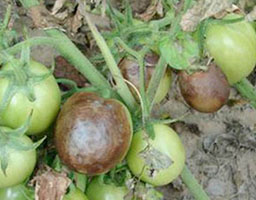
[146,56,167,111]
[84,12,138,112]
[234,78,256,109]
[181,165,210,200]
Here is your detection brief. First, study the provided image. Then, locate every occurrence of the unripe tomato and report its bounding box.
[0,60,61,135]
[0,133,36,188]
[64,188,88,200]
[127,124,185,186]
[205,14,256,84]
[86,177,128,200]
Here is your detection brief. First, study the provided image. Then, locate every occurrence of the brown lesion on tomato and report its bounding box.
[178,64,230,113]
[54,92,132,175]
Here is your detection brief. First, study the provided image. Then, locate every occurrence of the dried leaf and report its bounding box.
[70,7,83,33]
[32,167,71,200]
[137,0,163,22]
[180,0,233,32]
[246,5,256,21]
[51,0,67,15]
[54,10,69,20]
[28,5,62,29]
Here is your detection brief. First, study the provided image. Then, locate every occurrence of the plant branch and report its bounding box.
[181,165,210,200]
[234,78,256,109]
[84,12,137,111]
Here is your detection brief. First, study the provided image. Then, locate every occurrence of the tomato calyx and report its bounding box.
[0,50,54,115]
[0,113,45,175]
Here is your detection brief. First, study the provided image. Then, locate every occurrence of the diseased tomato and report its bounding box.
[54,92,133,175]
[126,124,185,186]
[0,184,34,200]
[205,14,256,84]
[179,64,230,113]
[64,188,88,200]
[86,177,128,200]
[0,130,36,188]
[0,60,61,135]
[118,53,172,103]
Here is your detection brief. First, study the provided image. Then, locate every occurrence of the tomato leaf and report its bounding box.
[159,34,199,70]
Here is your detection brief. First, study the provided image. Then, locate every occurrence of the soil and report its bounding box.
[1,1,256,200]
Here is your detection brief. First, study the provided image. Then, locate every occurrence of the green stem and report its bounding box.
[115,37,150,124]
[146,56,167,111]
[5,37,58,55]
[45,29,114,94]
[181,165,210,200]
[19,0,39,9]
[234,78,256,109]
[4,32,115,96]
[84,13,137,112]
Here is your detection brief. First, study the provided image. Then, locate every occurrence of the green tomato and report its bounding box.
[0,135,36,188]
[0,184,33,200]
[126,124,185,186]
[64,188,88,200]
[0,60,61,135]
[86,177,128,200]
[205,14,256,84]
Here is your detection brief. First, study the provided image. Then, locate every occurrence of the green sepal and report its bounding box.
[0,148,9,176]
[9,110,33,137]
[0,83,17,115]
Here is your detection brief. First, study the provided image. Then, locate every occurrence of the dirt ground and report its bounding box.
[1,1,256,200]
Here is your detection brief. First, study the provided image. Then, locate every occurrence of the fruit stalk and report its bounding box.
[234,78,256,109]
[181,165,210,200]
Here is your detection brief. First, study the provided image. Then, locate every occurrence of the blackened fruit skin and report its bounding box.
[179,64,230,113]
[54,92,132,175]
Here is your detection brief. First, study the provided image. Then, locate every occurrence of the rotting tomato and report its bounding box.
[118,53,172,103]
[0,184,34,200]
[126,124,185,186]
[64,188,88,200]
[205,13,256,84]
[54,92,133,175]
[178,64,230,113]
[86,177,128,200]
[0,129,36,188]
[0,60,61,135]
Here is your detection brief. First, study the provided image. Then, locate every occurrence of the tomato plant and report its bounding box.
[64,188,88,200]
[126,124,185,186]
[0,129,37,188]
[0,184,34,200]
[54,92,133,175]
[118,53,172,104]
[205,14,256,84]
[86,177,128,200]
[0,60,61,135]
[179,64,230,113]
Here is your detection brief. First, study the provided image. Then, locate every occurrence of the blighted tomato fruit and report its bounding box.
[179,64,230,113]
[118,53,172,103]
[54,92,133,175]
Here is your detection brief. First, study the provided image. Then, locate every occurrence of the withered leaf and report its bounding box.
[246,6,256,21]
[180,0,233,32]
[137,0,163,22]
[51,0,67,15]
[32,168,71,200]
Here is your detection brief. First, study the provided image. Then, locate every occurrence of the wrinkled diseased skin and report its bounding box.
[54,92,132,175]
[179,64,230,113]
